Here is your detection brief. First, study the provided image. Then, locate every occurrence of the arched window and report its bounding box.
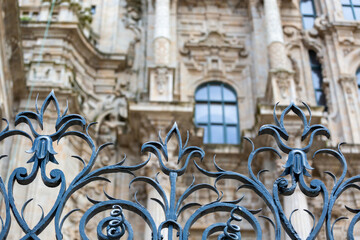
[342,0,360,20]
[356,68,360,94]
[309,50,327,108]
[300,0,317,29]
[195,82,240,144]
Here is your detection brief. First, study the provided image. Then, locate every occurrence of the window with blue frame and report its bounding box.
[342,0,360,20]
[300,0,317,29]
[195,82,240,144]
[309,50,327,109]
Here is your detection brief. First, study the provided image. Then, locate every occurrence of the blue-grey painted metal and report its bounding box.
[0,91,358,239]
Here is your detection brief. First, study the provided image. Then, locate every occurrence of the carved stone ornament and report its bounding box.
[271,69,295,100]
[338,75,357,94]
[339,75,358,114]
[180,31,248,73]
[149,67,174,101]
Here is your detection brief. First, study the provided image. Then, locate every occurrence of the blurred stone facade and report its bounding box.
[1,0,360,239]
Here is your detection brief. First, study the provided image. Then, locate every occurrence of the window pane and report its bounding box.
[353,0,360,5]
[195,86,208,101]
[198,125,209,144]
[300,0,315,15]
[226,126,238,144]
[354,6,360,19]
[224,105,238,124]
[223,87,236,101]
[209,85,222,101]
[210,104,223,123]
[341,0,350,4]
[315,91,326,106]
[210,125,224,143]
[343,6,355,20]
[312,68,323,89]
[195,104,208,123]
[356,69,360,85]
[303,17,315,30]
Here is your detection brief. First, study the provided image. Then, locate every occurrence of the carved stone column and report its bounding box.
[284,189,312,239]
[144,161,168,240]
[264,0,296,103]
[149,0,174,102]
[154,0,171,65]
[283,123,312,239]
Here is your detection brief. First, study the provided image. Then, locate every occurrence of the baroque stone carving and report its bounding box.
[180,31,247,74]
[149,67,174,101]
[123,0,142,68]
[270,69,295,101]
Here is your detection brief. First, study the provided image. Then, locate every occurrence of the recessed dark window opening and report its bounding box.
[309,50,327,110]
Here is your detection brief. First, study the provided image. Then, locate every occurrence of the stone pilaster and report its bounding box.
[339,75,360,143]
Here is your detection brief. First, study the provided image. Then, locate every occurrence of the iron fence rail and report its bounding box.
[0,91,357,239]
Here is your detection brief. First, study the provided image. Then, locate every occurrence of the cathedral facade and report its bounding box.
[1,0,360,239]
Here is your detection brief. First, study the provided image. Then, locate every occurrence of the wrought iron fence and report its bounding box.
[0,91,358,239]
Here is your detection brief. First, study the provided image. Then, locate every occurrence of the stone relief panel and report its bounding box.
[177,1,250,99]
[180,31,248,74]
[149,67,174,101]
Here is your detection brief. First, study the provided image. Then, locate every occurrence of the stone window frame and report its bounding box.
[194,82,240,145]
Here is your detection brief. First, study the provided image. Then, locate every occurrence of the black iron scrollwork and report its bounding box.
[0,92,359,239]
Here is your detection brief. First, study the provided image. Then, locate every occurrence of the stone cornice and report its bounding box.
[20,22,127,70]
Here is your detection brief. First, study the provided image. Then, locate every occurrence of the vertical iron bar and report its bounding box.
[168,171,177,239]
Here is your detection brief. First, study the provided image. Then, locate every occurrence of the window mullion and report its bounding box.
[351,0,357,19]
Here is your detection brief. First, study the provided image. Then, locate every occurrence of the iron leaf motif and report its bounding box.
[0,92,359,239]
